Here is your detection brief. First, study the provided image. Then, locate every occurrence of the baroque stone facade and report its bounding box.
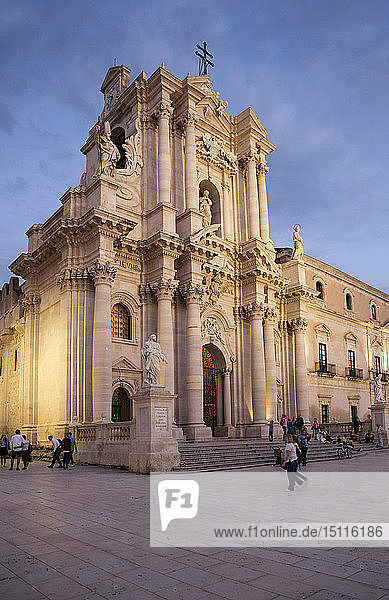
[0,63,388,455]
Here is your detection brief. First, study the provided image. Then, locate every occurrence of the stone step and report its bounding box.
[175,441,382,471]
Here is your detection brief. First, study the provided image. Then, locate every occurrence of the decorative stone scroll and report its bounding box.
[196,133,237,173]
[201,317,225,345]
[179,283,204,303]
[289,317,308,332]
[57,267,91,290]
[121,132,143,176]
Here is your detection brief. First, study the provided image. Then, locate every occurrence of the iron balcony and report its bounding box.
[345,367,363,379]
[315,362,336,376]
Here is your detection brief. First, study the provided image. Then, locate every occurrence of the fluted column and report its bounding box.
[153,279,177,393]
[257,161,270,244]
[263,308,278,420]
[291,318,310,422]
[91,262,116,423]
[222,368,232,426]
[21,294,40,435]
[246,153,260,239]
[158,101,173,205]
[250,303,267,423]
[184,111,198,210]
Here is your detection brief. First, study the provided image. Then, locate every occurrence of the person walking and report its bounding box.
[61,433,72,470]
[21,435,31,470]
[69,433,77,466]
[47,436,62,468]
[9,429,24,471]
[282,434,307,491]
[311,418,319,440]
[299,431,309,466]
[377,425,385,448]
[268,420,274,442]
[0,434,9,467]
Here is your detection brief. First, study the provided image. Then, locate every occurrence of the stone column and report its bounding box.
[222,368,232,426]
[181,283,212,440]
[158,101,173,205]
[216,370,223,426]
[184,111,198,210]
[291,318,310,423]
[250,303,267,423]
[263,308,278,421]
[246,153,260,239]
[257,161,270,244]
[154,279,177,393]
[21,294,40,441]
[91,262,116,423]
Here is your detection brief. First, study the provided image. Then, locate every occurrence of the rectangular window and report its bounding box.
[319,343,327,367]
[374,355,381,375]
[351,405,358,421]
[321,404,329,424]
[14,350,18,371]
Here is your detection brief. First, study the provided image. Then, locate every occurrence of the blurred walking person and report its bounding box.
[21,435,31,470]
[47,436,62,468]
[61,433,72,470]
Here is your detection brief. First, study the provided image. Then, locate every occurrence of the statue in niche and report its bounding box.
[141,334,167,386]
[291,224,304,260]
[199,189,212,227]
[97,121,120,177]
[374,372,385,403]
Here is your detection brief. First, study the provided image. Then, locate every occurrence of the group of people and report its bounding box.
[279,414,306,439]
[47,433,77,469]
[1,429,78,471]
[0,430,32,470]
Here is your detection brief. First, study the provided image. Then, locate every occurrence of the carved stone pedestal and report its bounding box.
[129,385,181,473]
[244,423,268,439]
[370,402,389,446]
[215,425,236,438]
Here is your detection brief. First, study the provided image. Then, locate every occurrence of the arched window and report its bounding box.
[112,388,132,422]
[316,281,324,300]
[345,293,353,311]
[111,127,126,169]
[371,304,377,320]
[111,303,132,340]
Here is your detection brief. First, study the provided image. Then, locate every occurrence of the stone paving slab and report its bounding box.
[0,454,389,599]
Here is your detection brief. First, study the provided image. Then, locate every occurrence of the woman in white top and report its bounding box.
[282,434,307,491]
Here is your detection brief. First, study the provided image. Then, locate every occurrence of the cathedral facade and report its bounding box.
[0,64,388,459]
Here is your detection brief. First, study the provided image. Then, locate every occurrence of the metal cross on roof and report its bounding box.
[195,42,214,76]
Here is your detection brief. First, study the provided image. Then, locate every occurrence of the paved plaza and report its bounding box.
[0,453,389,600]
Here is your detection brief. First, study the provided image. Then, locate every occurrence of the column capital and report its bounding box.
[179,282,205,303]
[246,301,265,320]
[263,307,278,324]
[157,101,174,120]
[57,267,90,291]
[22,293,41,315]
[257,161,269,176]
[222,367,232,377]
[152,278,179,301]
[182,111,198,128]
[90,261,117,285]
[289,317,308,332]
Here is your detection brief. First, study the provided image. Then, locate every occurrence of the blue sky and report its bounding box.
[0,0,388,291]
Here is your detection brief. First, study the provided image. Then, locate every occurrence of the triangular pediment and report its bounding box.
[112,356,138,371]
[345,332,358,343]
[314,323,331,337]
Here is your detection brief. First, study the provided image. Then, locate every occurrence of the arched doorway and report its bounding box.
[202,343,227,432]
[112,387,132,422]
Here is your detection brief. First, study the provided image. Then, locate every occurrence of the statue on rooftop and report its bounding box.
[97,121,120,177]
[291,224,304,260]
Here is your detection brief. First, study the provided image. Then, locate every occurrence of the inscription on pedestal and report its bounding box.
[155,407,168,431]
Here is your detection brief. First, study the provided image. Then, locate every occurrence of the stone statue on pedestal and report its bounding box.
[199,190,212,227]
[141,334,167,385]
[374,373,385,403]
[291,224,304,260]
